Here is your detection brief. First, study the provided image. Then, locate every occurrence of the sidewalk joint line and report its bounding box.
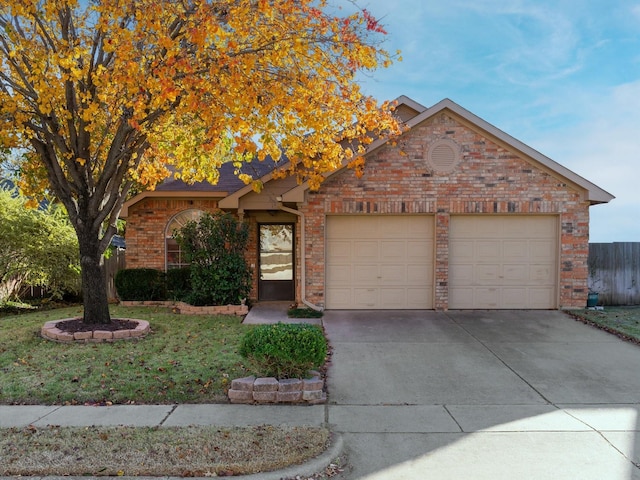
[442,404,464,432]
[33,405,63,425]
[159,404,178,426]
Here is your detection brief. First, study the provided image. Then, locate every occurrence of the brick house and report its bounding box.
[121,97,613,310]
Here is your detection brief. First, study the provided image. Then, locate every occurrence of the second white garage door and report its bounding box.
[449,215,558,309]
[326,216,434,309]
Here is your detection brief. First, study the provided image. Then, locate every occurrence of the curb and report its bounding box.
[0,433,344,480]
[236,432,344,480]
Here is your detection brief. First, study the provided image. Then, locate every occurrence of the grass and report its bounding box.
[569,306,640,343]
[0,424,330,477]
[0,304,256,405]
[0,304,333,477]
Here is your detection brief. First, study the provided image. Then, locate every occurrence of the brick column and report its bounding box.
[434,211,450,310]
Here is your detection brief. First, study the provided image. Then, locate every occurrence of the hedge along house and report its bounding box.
[121,97,614,310]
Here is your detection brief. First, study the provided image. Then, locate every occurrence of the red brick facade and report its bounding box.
[125,198,220,271]
[298,112,590,309]
[124,107,599,310]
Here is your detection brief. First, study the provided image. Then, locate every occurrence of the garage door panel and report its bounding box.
[476,241,500,261]
[354,241,378,260]
[450,216,558,309]
[326,215,434,309]
[450,264,473,285]
[406,289,432,308]
[407,240,432,259]
[380,240,407,260]
[475,288,499,308]
[327,240,351,259]
[326,288,351,307]
[408,264,430,283]
[450,240,474,259]
[327,265,351,284]
[504,265,527,282]
[380,288,408,308]
[353,265,378,284]
[529,288,555,306]
[502,288,528,308]
[530,240,555,259]
[449,287,474,308]
[530,266,554,283]
[354,288,377,308]
[504,241,527,258]
[380,265,406,285]
[477,265,500,282]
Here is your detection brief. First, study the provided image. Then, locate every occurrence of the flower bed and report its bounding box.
[119,300,248,316]
[41,318,150,343]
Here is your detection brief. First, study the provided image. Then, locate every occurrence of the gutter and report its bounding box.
[276,201,324,312]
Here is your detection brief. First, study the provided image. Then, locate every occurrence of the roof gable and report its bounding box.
[122,96,614,213]
[282,97,614,205]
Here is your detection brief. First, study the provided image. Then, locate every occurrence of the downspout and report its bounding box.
[277,200,324,312]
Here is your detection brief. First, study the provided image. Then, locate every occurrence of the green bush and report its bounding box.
[173,212,251,306]
[166,266,191,301]
[287,307,323,319]
[115,268,166,301]
[239,323,327,379]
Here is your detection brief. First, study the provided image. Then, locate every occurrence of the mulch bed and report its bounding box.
[56,318,140,333]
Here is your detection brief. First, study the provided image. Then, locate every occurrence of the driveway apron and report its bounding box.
[322,310,640,480]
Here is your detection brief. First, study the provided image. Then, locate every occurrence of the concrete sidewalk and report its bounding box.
[0,403,326,429]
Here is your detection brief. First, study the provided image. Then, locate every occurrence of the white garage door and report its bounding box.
[326,216,434,309]
[449,216,558,309]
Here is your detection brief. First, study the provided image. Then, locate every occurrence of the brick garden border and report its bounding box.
[41,318,150,343]
[119,300,248,316]
[228,372,326,405]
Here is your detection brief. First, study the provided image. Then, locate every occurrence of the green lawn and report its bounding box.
[0,305,255,405]
[569,306,640,343]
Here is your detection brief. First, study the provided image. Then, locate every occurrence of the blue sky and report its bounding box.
[355,0,640,242]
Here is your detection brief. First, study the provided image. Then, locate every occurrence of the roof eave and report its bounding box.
[121,190,228,217]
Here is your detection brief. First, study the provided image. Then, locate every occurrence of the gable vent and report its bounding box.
[427,138,460,173]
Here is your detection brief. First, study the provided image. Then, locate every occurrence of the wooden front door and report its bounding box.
[258,224,295,301]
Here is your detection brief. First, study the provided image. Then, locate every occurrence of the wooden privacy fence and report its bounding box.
[588,243,640,306]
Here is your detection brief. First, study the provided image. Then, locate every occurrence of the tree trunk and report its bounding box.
[78,231,111,325]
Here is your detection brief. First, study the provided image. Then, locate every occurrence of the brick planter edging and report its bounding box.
[228,373,326,404]
[119,301,248,316]
[41,318,150,343]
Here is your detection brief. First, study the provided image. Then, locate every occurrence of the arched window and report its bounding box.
[165,209,203,270]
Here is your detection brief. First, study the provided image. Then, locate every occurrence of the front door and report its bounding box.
[258,224,295,301]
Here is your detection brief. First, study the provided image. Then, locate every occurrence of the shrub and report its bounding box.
[287,307,323,319]
[166,266,191,301]
[115,268,166,301]
[239,323,327,379]
[173,212,251,306]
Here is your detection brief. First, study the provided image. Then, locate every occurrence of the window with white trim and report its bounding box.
[165,209,204,270]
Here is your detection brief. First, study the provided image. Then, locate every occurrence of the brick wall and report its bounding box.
[299,112,590,309]
[125,198,220,270]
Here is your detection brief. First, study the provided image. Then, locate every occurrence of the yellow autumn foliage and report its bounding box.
[0,0,400,204]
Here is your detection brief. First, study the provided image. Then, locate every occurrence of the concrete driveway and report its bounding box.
[323,310,640,479]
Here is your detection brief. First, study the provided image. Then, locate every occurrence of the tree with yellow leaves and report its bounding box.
[0,0,401,324]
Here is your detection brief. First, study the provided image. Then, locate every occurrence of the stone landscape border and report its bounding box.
[119,300,248,316]
[41,318,150,343]
[228,374,326,404]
